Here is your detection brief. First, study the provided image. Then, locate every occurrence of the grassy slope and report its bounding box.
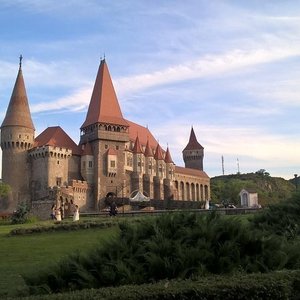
[0,221,117,298]
[211,173,296,206]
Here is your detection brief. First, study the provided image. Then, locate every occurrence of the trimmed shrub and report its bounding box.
[23,212,300,294]
[18,270,300,300]
[9,220,115,236]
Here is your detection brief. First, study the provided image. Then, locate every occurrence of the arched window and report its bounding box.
[180,181,184,200]
[186,182,190,201]
[191,183,195,201]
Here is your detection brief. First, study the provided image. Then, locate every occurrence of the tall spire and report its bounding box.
[1,57,34,130]
[81,59,128,128]
[183,127,203,151]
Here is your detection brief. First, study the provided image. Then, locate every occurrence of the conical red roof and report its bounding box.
[132,135,143,154]
[183,127,203,151]
[154,143,164,160]
[34,126,80,155]
[1,64,34,130]
[164,147,173,163]
[144,139,154,157]
[81,59,128,128]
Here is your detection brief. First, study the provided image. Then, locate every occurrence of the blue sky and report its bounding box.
[0,0,300,179]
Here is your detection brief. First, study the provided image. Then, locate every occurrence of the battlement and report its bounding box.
[29,145,72,159]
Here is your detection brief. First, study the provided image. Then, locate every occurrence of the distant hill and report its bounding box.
[210,171,296,207]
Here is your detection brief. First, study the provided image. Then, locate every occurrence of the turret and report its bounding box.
[153,143,165,199]
[164,146,174,180]
[81,142,94,183]
[163,146,175,201]
[0,56,35,210]
[131,135,144,193]
[143,139,154,198]
[182,127,204,171]
[144,139,154,176]
[132,135,144,174]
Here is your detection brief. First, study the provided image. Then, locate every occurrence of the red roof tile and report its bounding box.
[126,119,157,151]
[144,139,154,157]
[175,166,209,178]
[164,147,173,163]
[132,135,144,154]
[1,65,34,130]
[183,127,203,151]
[34,126,81,155]
[154,143,164,160]
[81,59,128,128]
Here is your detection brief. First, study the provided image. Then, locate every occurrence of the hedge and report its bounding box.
[9,220,115,236]
[10,270,300,300]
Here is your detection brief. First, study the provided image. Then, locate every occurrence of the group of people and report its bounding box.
[51,200,79,222]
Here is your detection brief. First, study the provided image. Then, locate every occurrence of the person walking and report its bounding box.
[73,205,80,221]
[50,204,56,220]
[55,206,62,221]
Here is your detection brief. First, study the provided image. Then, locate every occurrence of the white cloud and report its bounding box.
[25,44,300,116]
[31,85,93,113]
[115,46,300,97]
[147,121,300,179]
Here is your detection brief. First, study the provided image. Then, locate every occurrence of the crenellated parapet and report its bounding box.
[29,145,72,160]
[1,129,34,150]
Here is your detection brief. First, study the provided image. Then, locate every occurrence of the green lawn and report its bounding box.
[0,220,117,298]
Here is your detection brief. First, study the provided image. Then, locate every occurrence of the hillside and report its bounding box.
[210,171,296,207]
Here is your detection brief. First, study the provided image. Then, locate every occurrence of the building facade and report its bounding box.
[0,58,210,213]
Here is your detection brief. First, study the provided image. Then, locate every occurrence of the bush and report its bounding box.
[24,212,300,294]
[250,192,300,238]
[9,220,115,236]
[18,270,300,299]
[11,202,29,224]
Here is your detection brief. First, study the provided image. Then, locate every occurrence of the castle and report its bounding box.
[0,57,210,213]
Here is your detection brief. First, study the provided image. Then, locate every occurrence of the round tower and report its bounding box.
[182,127,204,171]
[0,56,35,210]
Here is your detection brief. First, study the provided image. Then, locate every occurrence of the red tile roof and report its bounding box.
[154,143,164,160]
[175,166,209,178]
[1,66,35,130]
[126,119,157,150]
[183,127,203,151]
[34,126,81,155]
[144,139,154,157]
[132,135,144,154]
[81,59,128,128]
[164,147,173,163]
